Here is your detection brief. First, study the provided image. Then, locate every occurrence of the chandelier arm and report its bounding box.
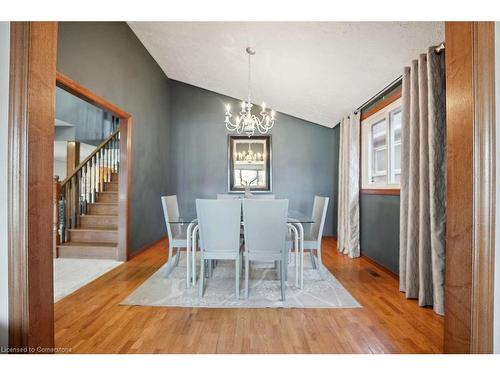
[256,121,268,133]
[225,119,240,131]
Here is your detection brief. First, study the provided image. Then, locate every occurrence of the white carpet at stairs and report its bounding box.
[121,253,360,308]
[54,258,123,302]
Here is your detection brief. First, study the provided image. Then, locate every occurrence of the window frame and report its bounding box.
[361,97,402,191]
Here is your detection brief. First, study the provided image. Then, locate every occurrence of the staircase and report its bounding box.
[55,128,121,260]
[57,173,119,259]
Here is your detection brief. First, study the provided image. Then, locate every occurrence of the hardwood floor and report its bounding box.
[54,237,444,353]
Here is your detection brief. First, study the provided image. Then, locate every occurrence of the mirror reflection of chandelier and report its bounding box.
[234,142,265,163]
[224,47,276,137]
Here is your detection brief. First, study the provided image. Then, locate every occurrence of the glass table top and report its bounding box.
[167,210,314,224]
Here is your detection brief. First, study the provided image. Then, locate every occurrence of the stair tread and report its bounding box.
[58,241,118,248]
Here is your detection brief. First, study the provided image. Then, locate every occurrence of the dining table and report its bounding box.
[165,210,314,290]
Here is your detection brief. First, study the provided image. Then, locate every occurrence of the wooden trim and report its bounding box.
[360,88,402,121]
[360,188,400,196]
[8,22,58,351]
[129,236,167,260]
[470,22,495,354]
[55,72,132,262]
[53,177,61,258]
[119,117,132,261]
[56,71,131,119]
[361,254,399,280]
[66,141,80,177]
[444,22,495,354]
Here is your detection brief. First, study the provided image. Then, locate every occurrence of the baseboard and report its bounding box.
[129,236,167,260]
[360,254,399,280]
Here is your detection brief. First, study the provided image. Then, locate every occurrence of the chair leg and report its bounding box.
[317,245,323,268]
[280,260,286,301]
[284,251,288,282]
[199,256,205,298]
[235,256,240,299]
[295,242,299,288]
[309,250,317,269]
[208,260,213,278]
[192,247,196,286]
[168,245,174,263]
[245,257,250,299]
[240,253,244,278]
[174,247,181,266]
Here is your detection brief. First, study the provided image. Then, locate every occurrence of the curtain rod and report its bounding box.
[355,42,445,113]
[333,41,445,128]
[355,75,403,114]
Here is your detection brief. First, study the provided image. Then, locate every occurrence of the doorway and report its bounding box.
[7,22,132,350]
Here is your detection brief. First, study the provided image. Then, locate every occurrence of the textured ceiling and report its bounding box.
[128,22,444,128]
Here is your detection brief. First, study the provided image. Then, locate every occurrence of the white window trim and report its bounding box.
[361,97,402,190]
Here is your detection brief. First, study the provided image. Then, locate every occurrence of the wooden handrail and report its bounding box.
[62,128,120,186]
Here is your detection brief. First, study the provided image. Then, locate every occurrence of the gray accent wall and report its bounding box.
[56,87,113,145]
[360,194,400,274]
[57,22,171,254]
[168,80,338,236]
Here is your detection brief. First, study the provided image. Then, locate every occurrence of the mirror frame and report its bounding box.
[227,135,272,193]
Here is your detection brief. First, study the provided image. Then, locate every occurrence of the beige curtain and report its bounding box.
[337,112,360,258]
[399,48,446,315]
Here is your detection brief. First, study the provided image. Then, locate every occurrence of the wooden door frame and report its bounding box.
[55,72,132,262]
[7,22,133,350]
[445,21,496,353]
[8,21,58,351]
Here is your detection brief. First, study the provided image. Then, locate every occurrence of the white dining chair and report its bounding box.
[217,193,275,199]
[161,196,190,285]
[217,194,242,199]
[196,199,243,298]
[242,199,289,300]
[304,196,329,269]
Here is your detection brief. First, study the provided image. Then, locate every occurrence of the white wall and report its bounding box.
[494,22,500,354]
[0,21,10,351]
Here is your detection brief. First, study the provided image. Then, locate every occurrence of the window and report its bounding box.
[361,98,402,190]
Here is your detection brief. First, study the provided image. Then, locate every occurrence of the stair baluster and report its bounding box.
[57,128,121,248]
[93,154,97,203]
[83,164,88,214]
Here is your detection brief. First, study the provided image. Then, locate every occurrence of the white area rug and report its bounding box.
[121,254,360,308]
[54,258,123,302]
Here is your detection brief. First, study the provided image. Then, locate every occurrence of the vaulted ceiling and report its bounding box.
[128,22,444,128]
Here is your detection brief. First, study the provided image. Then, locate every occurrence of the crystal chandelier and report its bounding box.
[224,47,276,137]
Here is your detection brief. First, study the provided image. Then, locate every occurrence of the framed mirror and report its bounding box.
[228,135,272,193]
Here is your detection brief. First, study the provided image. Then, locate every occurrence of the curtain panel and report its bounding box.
[337,112,360,258]
[399,48,446,315]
